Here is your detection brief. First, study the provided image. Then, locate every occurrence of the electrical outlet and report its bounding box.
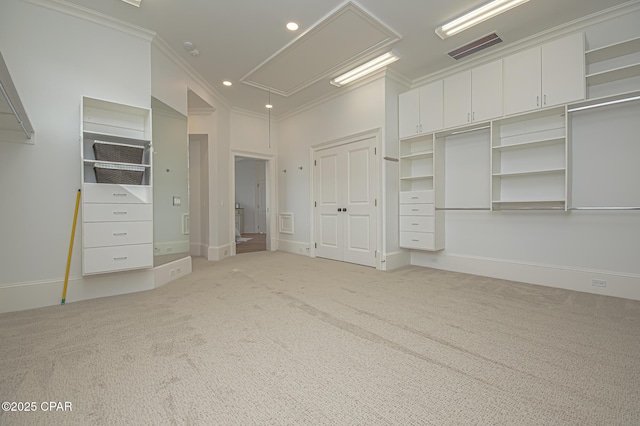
[176,267,182,274]
[170,269,176,276]
[592,279,607,288]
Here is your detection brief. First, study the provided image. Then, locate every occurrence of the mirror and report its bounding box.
[151,97,190,266]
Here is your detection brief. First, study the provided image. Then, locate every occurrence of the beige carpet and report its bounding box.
[1,252,639,425]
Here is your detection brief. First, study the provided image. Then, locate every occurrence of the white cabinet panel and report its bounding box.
[399,216,435,232]
[542,32,585,107]
[472,60,503,122]
[399,190,434,204]
[83,221,153,248]
[83,203,153,222]
[419,81,444,134]
[83,244,153,275]
[400,231,435,250]
[399,203,435,216]
[399,88,421,139]
[444,70,472,128]
[504,46,542,115]
[83,183,152,204]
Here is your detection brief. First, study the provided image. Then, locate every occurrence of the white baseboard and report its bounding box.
[154,241,190,256]
[277,239,310,256]
[208,244,231,261]
[382,250,410,271]
[411,252,640,301]
[153,256,192,288]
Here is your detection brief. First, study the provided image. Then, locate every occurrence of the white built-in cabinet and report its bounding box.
[504,32,585,116]
[399,80,443,139]
[584,36,640,100]
[443,59,503,128]
[81,97,153,275]
[398,135,444,251]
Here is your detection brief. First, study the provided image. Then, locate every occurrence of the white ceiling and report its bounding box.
[60,0,632,117]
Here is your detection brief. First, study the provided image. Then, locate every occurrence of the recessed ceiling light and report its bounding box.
[121,0,141,6]
[286,22,299,31]
[223,81,232,87]
[265,104,273,109]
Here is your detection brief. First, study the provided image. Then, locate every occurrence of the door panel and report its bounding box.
[314,136,377,267]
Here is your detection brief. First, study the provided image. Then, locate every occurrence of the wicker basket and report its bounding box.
[93,141,144,164]
[94,163,145,185]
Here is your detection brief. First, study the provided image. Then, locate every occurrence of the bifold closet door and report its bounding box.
[314,137,377,267]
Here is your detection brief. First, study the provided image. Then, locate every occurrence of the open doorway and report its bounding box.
[235,156,268,254]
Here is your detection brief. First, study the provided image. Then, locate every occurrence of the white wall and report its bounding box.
[277,78,386,255]
[0,0,154,312]
[188,134,209,256]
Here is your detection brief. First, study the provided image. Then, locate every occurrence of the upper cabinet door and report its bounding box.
[472,59,503,122]
[399,88,420,139]
[443,70,472,129]
[542,32,585,107]
[503,46,542,116]
[419,80,444,134]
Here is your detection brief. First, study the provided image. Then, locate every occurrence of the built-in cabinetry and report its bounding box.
[398,80,443,139]
[490,107,568,210]
[398,135,444,250]
[584,36,640,100]
[81,97,153,275]
[503,32,585,116]
[443,59,503,128]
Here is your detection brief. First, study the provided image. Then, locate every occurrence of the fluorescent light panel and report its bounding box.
[330,51,400,87]
[436,0,529,39]
[122,0,141,7]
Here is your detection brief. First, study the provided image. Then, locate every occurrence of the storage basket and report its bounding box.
[94,163,145,185]
[93,141,144,164]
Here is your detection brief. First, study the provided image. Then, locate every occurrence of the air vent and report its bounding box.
[447,33,502,60]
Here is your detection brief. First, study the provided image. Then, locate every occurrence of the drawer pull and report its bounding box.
[412,223,420,226]
[113,256,128,261]
[113,193,128,197]
[412,239,420,242]
[411,209,419,212]
[411,197,419,199]
[113,232,128,236]
[113,211,128,215]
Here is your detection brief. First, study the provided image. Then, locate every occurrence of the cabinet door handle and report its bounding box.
[467,112,470,122]
[343,208,347,212]
[416,124,419,133]
[411,209,419,212]
[419,124,423,133]
[544,94,547,105]
[411,239,420,242]
[537,96,540,107]
[412,223,419,226]
[411,196,419,199]
[472,111,475,121]
[113,256,128,261]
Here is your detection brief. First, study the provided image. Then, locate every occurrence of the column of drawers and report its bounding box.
[82,183,153,275]
[399,190,437,250]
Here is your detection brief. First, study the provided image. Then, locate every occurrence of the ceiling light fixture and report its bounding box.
[330,50,400,87]
[286,22,299,31]
[121,0,141,7]
[223,81,233,87]
[435,0,529,39]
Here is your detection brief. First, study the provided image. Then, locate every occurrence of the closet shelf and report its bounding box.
[400,150,434,160]
[586,63,640,86]
[493,168,565,178]
[493,137,565,151]
[400,174,434,181]
[585,37,640,63]
[84,130,151,146]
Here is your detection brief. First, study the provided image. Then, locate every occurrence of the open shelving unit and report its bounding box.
[491,107,568,210]
[585,36,640,100]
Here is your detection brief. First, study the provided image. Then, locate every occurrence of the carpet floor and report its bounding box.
[1,252,639,425]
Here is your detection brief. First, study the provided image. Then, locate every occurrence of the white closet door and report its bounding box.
[314,137,377,267]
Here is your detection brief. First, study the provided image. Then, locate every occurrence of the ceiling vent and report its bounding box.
[447,33,502,60]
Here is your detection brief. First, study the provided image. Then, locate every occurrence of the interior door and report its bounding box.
[314,136,377,267]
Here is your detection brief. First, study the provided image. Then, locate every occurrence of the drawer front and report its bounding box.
[83,221,153,248]
[83,183,152,204]
[399,216,435,232]
[83,203,153,222]
[400,231,435,250]
[83,244,153,275]
[399,203,435,216]
[399,191,434,204]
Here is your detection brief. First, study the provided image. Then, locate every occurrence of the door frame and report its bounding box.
[309,128,383,269]
[230,151,276,256]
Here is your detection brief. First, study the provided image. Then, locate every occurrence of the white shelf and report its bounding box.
[493,168,565,177]
[586,63,640,86]
[400,150,433,160]
[84,131,150,146]
[586,37,640,63]
[493,137,564,151]
[83,159,151,168]
[400,174,434,181]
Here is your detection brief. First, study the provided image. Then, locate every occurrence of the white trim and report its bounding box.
[231,107,269,121]
[411,252,640,301]
[381,250,411,271]
[153,256,192,288]
[23,0,156,41]
[154,241,190,256]
[278,213,294,234]
[208,244,231,261]
[277,239,311,256]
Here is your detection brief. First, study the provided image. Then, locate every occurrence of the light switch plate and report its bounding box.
[173,196,181,206]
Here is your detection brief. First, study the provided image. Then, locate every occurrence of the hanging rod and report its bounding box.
[496,207,566,211]
[0,80,32,140]
[569,207,640,211]
[384,156,399,162]
[436,207,491,211]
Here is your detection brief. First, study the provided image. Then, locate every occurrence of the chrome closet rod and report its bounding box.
[569,207,640,211]
[496,207,566,211]
[436,207,491,211]
[0,80,32,140]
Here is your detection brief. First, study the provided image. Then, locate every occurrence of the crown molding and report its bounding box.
[151,36,232,111]
[21,0,156,41]
[231,107,270,121]
[188,107,216,116]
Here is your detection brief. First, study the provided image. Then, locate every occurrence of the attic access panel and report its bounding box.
[241,1,401,97]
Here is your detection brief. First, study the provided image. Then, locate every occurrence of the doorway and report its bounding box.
[313,134,378,267]
[234,156,268,254]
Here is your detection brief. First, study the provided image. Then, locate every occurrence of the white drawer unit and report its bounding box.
[83,244,153,275]
[83,183,152,204]
[83,221,153,248]
[399,216,435,232]
[399,190,434,204]
[399,203,435,216]
[83,203,153,222]
[400,231,435,251]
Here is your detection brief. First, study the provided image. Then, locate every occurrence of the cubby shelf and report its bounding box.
[492,137,565,151]
[493,168,565,177]
[400,151,434,160]
[586,63,640,86]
